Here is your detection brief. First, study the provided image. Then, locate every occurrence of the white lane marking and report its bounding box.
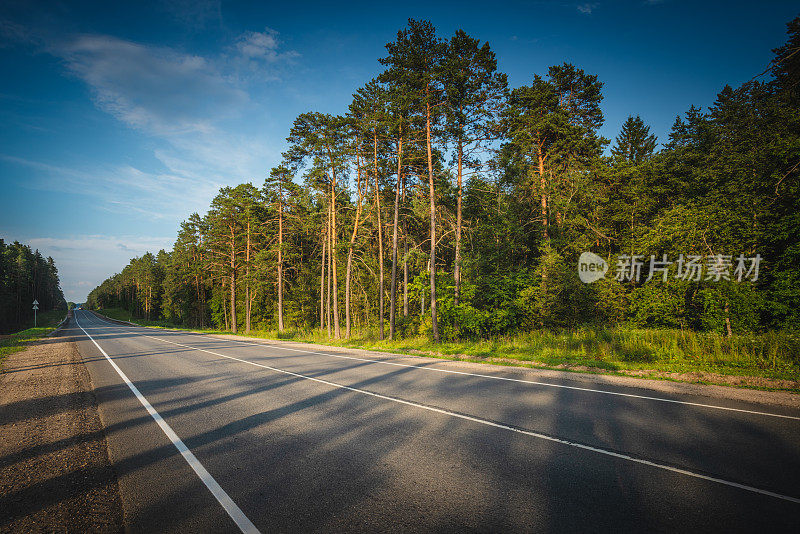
[111,326,800,505]
[88,315,800,422]
[74,313,260,534]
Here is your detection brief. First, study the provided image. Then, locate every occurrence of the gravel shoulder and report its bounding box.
[0,335,124,532]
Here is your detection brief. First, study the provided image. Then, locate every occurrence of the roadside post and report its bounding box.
[33,299,39,327]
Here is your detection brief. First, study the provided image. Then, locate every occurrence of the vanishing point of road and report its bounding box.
[64,310,799,532]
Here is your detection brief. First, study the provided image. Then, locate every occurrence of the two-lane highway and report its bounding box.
[64,310,799,532]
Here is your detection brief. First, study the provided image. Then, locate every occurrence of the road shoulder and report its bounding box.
[0,334,124,532]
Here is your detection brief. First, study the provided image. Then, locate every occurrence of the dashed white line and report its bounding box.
[75,314,260,534]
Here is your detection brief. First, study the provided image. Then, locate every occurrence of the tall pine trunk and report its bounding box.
[454,137,463,306]
[222,280,229,331]
[403,230,409,318]
[389,130,403,339]
[331,170,341,339]
[245,220,251,334]
[537,142,548,241]
[426,98,439,342]
[402,174,408,318]
[346,154,365,339]
[277,191,284,332]
[326,203,332,338]
[229,224,237,334]
[374,131,385,340]
[319,234,326,331]
[195,271,201,328]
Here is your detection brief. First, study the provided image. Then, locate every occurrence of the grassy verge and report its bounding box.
[0,310,68,370]
[93,308,800,391]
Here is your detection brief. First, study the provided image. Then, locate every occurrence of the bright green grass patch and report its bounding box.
[0,310,67,369]
[93,308,800,384]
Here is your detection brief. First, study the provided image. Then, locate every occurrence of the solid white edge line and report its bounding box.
[75,313,260,534]
[90,314,800,422]
[112,324,800,505]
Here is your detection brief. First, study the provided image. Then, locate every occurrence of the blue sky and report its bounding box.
[1,0,797,302]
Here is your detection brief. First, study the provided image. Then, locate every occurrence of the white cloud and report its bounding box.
[1,154,225,221]
[237,29,279,59]
[229,28,300,82]
[30,32,292,219]
[59,35,248,135]
[577,3,599,14]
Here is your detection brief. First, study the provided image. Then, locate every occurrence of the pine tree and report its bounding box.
[287,112,349,338]
[611,115,657,165]
[350,81,390,339]
[264,163,296,333]
[501,64,604,243]
[442,29,507,306]
[380,19,447,342]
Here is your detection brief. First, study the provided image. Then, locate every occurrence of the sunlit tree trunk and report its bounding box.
[245,220,251,334]
[390,130,403,339]
[326,203,332,338]
[537,139,548,241]
[319,234,326,331]
[331,170,341,339]
[426,97,439,342]
[402,174,408,318]
[277,188,284,332]
[229,223,237,334]
[454,136,463,306]
[346,153,365,338]
[374,131,385,339]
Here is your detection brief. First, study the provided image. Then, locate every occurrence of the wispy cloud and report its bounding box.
[22,31,293,220]
[1,154,229,221]
[237,29,281,60]
[577,3,599,15]
[228,28,300,83]
[59,34,248,135]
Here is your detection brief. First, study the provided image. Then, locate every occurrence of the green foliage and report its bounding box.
[0,239,67,334]
[514,246,595,329]
[628,283,688,329]
[611,115,657,165]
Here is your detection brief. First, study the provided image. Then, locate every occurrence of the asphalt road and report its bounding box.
[63,310,799,533]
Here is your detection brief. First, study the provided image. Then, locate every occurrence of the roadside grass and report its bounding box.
[0,310,68,369]
[93,308,800,388]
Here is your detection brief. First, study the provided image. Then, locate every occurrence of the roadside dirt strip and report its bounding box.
[0,337,124,532]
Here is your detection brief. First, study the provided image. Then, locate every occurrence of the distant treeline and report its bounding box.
[0,239,67,333]
[87,17,800,340]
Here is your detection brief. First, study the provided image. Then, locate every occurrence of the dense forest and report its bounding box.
[87,17,800,342]
[0,239,67,334]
